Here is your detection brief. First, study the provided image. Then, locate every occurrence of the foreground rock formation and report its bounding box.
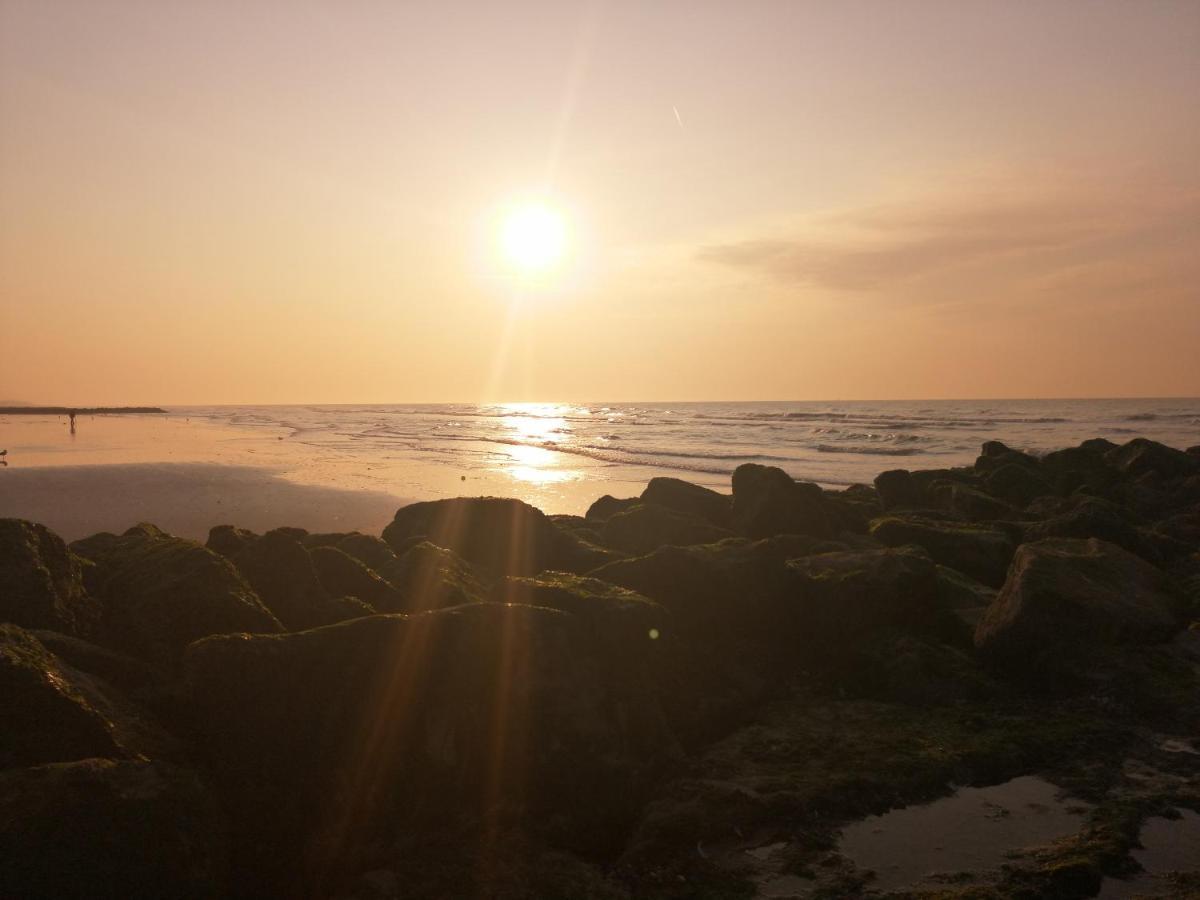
[1,436,1198,899]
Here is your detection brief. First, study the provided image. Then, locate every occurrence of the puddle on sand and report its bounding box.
[1097,808,1200,899]
[839,775,1089,892]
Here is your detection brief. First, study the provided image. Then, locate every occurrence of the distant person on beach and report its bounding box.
[69,410,77,433]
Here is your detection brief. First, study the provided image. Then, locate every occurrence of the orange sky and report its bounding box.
[2,0,1198,404]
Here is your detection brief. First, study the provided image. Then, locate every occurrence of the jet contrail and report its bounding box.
[673,105,683,128]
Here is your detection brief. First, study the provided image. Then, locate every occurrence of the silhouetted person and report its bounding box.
[69,410,77,434]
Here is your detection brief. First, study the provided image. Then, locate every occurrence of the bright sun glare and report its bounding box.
[499,203,567,274]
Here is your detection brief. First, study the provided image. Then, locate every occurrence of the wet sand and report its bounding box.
[0,463,406,541]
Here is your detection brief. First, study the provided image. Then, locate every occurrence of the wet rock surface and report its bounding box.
[0,436,1197,898]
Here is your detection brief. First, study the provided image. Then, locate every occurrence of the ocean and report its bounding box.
[3,397,1199,533]
[175,398,1200,510]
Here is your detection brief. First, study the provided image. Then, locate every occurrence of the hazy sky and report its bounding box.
[2,0,1198,404]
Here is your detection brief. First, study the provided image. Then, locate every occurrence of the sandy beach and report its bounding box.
[0,462,404,541]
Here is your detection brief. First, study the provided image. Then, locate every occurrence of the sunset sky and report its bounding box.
[2,0,1198,405]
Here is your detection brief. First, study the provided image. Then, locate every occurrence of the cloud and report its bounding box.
[696,171,1200,300]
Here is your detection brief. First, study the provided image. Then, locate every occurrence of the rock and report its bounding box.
[975,442,1040,474]
[1106,438,1200,481]
[600,503,733,555]
[585,495,640,523]
[874,469,922,510]
[375,541,487,613]
[29,630,157,692]
[336,533,400,572]
[205,524,259,559]
[70,524,282,667]
[640,477,731,527]
[1024,497,1164,564]
[0,519,101,637]
[0,624,177,768]
[934,565,997,611]
[492,573,669,674]
[927,480,1014,520]
[382,497,612,577]
[1040,442,1120,494]
[975,538,1184,668]
[231,529,369,631]
[730,464,834,538]
[869,514,1016,586]
[185,603,675,894]
[0,758,226,899]
[787,546,941,644]
[309,545,405,611]
[984,463,1055,507]
[590,535,832,733]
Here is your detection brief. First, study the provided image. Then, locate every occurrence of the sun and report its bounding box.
[499,203,567,274]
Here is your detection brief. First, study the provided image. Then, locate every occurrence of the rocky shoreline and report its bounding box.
[2,436,1199,899]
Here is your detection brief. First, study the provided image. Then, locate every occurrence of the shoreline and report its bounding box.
[0,462,407,541]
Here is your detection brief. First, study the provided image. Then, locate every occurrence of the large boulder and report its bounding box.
[1040,441,1120,494]
[0,519,100,637]
[0,624,177,769]
[1106,438,1200,481]
[787,546,941,645]
[70,524,282,668]
[874,468,922,510]
[382,497,612,577]
[983,463,1055,507]
[584,495,640,524]
[204,525,259,559]
[374,541,488,613]
[309,545,405,611]
[230,529,372,631]
[599,503,733,555]
[926,480,1014,521]
[730,464,834,538]
[869,514,1016,586]
[975,538,1184,669]
[335,532,401,572]
[0,758,226,900]
[640,477,731,527]
[1024,497,1165,564]
[184,603,676,895]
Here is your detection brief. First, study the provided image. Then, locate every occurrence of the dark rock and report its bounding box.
[585,495,640,523]
[0,758,226,900]
[975,442,1040,474]
[1188,444,1200,458]
[731,464,834,538]
[0,519,101,637]
[205,524,259,559]
[336,533,401,571]
[600,503,733,555]
[0,624,177,768]
[934,565,998,611]
[185,603,676,894]
[1106,438,1200,481]
[309,545,404,611]
[787,546,940,642]
[1024,497,1163,564]
[975,538,1184,668]
[984,463,1055,507]
[382,497,612,577]
[231,529,368,631]
[70,524,282,667]
[375,541,487,613]
[1040,442,1120,494]
[869,514,1016,586]
[29,630,157,692]
[927,480,1014,520]
[874,469,922,510]
[640,477,731,527]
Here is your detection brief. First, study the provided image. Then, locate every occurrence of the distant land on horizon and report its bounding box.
[0,406,167,415]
